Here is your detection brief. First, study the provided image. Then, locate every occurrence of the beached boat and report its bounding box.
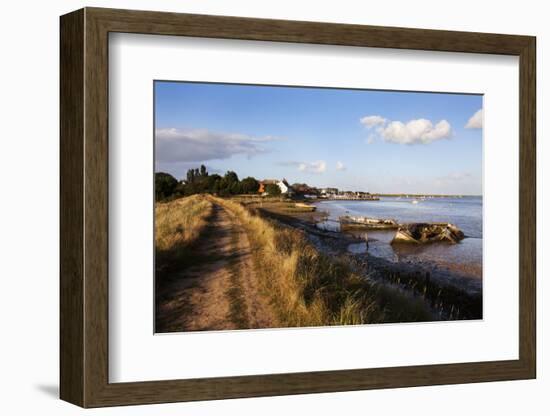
[294,202,316,211]
[339,215,398,230]
[391,223,465,244]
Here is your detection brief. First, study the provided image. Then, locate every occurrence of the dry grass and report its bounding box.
[210,196,404,327]
[156,195,212,250]
[155,195,212,279]
[240,199,315,213]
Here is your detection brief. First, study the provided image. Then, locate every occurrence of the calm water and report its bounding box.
[316,196,483,279]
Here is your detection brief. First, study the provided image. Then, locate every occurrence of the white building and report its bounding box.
[259,179,293,195]
[277,180,290,194]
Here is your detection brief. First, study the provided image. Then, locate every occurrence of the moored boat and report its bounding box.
[339,215,398,230]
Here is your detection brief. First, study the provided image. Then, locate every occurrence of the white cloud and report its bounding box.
[155,128,275,163]
[380,119,452,145]
[465,109,483,129]
[360,115,387,127]
[335,161,346,171]
[360,114,453,145]
[298,160,327,174]
[278,160,327,173]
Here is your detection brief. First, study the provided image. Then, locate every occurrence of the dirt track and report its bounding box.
[156,203,277,332]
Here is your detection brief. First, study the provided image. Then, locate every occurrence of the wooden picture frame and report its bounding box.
[60,7,536,408]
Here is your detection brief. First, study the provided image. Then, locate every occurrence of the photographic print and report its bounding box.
[154,81,483,333]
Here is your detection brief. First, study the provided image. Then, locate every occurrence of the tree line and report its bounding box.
[155,165,271,201]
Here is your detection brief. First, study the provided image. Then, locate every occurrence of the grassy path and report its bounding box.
[155,202,277,332]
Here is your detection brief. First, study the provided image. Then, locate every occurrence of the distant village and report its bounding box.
[258,179,380,201]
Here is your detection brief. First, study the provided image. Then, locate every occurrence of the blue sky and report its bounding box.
[155,81,483,195]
